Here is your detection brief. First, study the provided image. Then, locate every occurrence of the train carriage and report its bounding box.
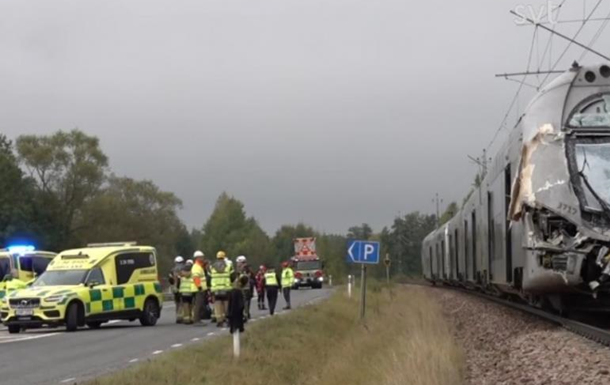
[423,63,610,312]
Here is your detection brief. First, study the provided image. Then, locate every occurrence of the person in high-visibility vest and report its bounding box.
[210,251,234,327]
[264,265,280,315]
[281,261,295,310]
[178,264,196,324]
[191,251,208,324]
[3,271,27,295]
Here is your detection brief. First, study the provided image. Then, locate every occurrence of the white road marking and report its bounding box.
[60,378,76,383]
[152,350,163,355]
[107,320,121,324]
[191,337,200,341]
[171,343,182,348]
[221,327,228,331]
[206,332,215,336]
[129,358,139,363]
[0,332,59,344]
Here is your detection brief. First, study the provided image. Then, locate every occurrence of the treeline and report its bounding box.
[1,129,441,278]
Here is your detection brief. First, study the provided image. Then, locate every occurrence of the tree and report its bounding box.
[16,129,108,249]
[381,212,436,276]
[347,223,373,240]
[77,176,185,273]
[199,193,271,267]
[439,202,458,226]
[0,134,39,246]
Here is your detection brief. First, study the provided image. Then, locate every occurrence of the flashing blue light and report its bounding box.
[7,245,35,255]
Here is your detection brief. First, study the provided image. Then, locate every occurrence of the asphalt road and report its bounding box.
[0,288,332,385]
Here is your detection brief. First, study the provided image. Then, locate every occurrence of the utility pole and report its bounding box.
[432,193,443,228]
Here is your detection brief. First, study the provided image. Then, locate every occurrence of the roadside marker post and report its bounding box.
[233,330,240,359]
[384,254,391,285]
[346,240,380,320]
[347,275,353,298]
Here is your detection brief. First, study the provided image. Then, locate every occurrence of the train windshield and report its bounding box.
[575,142,610,208]
[569,94,610,128]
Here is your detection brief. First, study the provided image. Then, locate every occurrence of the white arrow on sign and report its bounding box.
[348,241,358,262]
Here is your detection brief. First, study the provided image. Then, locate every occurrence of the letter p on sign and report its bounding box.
[363,244,374,260]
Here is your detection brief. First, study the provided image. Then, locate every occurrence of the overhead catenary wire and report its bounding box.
[540,0,604,85]
[579,6,610,61]
[510,6,610,62]
[486,28,538,151]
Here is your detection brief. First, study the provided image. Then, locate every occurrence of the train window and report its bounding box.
[441,240,446,278]
[575,142,610,206]
[454,229,459,279]
[569,94,610,128]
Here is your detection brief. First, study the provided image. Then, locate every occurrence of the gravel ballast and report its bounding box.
[427,287,610,385]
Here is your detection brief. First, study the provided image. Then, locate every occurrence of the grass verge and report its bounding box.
[87,286,464,385]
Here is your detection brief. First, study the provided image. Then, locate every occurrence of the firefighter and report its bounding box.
[210,251,233,327]
[281,261,295,310]
[264,265,280,315]
[168,256,185,323]
[255,265,266,310]
[192,251,208,324]
[178,263,195,324]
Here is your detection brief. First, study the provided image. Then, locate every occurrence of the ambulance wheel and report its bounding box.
[7,325,20,334]
[65,303,79,332]
[86,321,102,329]
[140,298,159,326]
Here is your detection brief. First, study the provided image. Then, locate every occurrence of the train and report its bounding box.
[422,62,610,313]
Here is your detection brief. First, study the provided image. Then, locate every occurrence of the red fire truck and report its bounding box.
[291,237,324,289]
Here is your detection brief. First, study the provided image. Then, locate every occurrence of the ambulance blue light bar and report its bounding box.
[7,245,35,255]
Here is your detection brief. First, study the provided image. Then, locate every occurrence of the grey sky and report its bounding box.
[2,0,609,234]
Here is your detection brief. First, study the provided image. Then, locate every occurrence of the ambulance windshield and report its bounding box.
[0,258,10,280]
[33,270,88,287]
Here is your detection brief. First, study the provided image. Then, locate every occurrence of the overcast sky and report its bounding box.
[2,0,609,234]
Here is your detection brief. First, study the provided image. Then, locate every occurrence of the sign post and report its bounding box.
[347,240,380,320]
[384,253,391,285]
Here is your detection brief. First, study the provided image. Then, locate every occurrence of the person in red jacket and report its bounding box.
[255,265,266,310]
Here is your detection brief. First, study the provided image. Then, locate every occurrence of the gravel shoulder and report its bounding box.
[426,287,610,385]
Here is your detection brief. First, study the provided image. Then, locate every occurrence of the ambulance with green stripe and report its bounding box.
[1,242,163,333]
[0,246,57,300]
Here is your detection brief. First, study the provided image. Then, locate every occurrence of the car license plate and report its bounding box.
[16,309,33,316]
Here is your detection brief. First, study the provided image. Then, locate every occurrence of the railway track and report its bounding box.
[427,283,610,347]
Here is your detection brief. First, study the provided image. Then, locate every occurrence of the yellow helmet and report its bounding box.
[216,251,226,259]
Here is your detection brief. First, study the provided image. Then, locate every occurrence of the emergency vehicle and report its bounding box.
[0,246,56,299]
[1,242,163,333]
[291,237,324,289]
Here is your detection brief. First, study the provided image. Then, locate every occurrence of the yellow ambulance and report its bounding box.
[0,246,56,300]
[1,242,163,333]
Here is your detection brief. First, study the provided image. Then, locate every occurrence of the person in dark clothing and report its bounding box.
[228,275,249,334]
[236,261,256,320]
[264,265,281,315]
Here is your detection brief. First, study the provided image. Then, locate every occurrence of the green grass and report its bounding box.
[86,286,464,385]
